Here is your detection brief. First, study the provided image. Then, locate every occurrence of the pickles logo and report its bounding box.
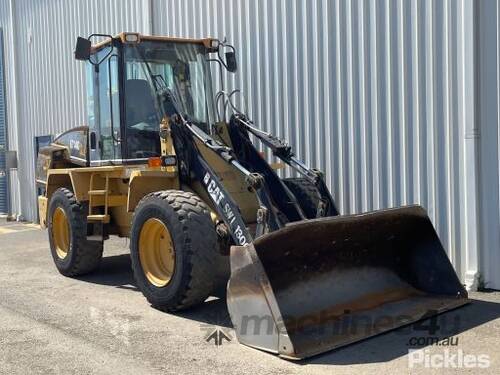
[408,348,490,369]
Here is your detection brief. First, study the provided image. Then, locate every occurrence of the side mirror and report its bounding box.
[74,37,91,61]
[225,51,237,73]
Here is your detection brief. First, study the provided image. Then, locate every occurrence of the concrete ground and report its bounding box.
[0,219,499,375]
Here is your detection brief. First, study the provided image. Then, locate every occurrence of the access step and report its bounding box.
[88,190,107,195]
[89,194,127,207]
[87,214,110,223]
[87,235,104,242]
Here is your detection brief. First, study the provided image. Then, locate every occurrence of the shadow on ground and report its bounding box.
[77,254,138,291]
[171,297,500,366]
[76,254,500,365]
[171,298,232,328]
[303,299,500,365]
[78,253,232,327]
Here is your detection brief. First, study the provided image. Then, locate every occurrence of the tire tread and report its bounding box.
[48,188,103,276]
[132,190,222,311]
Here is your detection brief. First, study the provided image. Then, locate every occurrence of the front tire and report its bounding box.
[48,188,103,276]
[130,190,223,311]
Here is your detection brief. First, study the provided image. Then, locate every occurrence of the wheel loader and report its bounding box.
[36,32,468,359]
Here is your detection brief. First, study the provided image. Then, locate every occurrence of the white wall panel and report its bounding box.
[0,0,21,217]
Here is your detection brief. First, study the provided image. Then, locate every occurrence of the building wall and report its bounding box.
[0,0,497,289]
[477,0,500,290]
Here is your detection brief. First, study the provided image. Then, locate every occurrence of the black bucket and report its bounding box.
[227,205,468,359]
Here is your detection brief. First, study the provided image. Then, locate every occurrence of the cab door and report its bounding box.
[86,47,122,165]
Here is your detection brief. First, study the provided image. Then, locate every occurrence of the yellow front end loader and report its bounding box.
[36,33,468,359]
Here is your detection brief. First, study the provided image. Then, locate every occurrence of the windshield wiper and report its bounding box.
[132,46,188,121]
[152,74,168,91]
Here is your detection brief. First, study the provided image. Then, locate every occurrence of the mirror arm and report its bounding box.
[87,34,114,66]
[207,59,225,92]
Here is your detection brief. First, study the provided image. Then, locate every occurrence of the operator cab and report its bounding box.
[77,33,221,166]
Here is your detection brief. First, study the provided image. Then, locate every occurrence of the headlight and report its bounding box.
[123,33,140,43]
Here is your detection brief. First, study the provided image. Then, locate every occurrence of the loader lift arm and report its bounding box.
[230,114,339,217]
[168,112,287,244]
[162,90,338,247]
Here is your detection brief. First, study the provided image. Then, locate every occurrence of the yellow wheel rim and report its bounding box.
[139,218,175,287]
[52,207,70,259]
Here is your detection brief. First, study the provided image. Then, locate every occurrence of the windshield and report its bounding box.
[124,41,215,132]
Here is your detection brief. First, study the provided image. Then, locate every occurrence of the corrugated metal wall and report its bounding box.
[0,0,497,288]
[477,0,500,290]
[0,0,17,216]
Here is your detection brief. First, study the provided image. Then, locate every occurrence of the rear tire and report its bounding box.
[283,177,321,219]
[48,188,103,276]
[130,190,224,311]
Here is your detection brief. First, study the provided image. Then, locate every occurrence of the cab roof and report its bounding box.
[91,32,217,52]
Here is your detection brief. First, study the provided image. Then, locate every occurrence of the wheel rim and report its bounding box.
[139,218,175,287]
[52,207,70,259]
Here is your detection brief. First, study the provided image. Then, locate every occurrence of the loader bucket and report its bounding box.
[227,205,468,359]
